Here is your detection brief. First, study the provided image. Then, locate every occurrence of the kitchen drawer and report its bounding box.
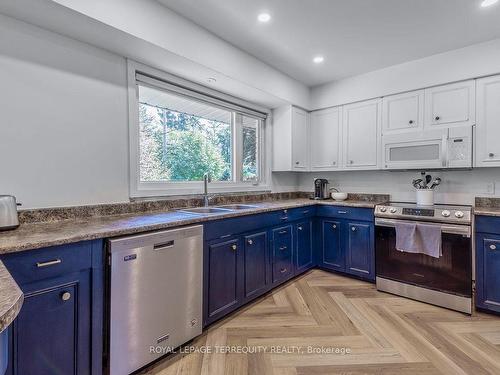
[316,206,373,222]
[476,215,500,235]
[1,241,98,285]
[276,206,316,222]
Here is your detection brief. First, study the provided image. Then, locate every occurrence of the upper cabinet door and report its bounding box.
[382,90,424,134]
[342,99,381,169]
[310,107,341,170]
[476,75,500,167]
[424,80,475,128]
[292,107,309,170]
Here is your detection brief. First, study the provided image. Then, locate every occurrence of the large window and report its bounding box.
[129,65,268,196]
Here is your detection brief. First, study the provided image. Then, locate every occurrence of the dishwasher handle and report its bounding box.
[153,240,175,250]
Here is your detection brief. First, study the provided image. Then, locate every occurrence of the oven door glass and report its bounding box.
[375,225,472,297]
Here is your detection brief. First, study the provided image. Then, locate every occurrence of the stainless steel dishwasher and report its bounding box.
[108,225,203,375]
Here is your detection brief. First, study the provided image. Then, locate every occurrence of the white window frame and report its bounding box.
[127,60,272,197]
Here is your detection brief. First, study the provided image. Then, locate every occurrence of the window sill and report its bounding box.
[130,183,272,198]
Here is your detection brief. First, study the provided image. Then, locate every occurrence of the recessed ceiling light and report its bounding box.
[257,13,271,22]
[481,0,498,7]
[313,56,324,64]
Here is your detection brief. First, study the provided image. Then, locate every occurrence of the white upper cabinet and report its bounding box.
[382,90,424,134]
[476,75,500,167]
[342,99,381,169]
[291,107,309,170]
[424,80,475,128]
[272,105,309,171]
[310,107,341,170]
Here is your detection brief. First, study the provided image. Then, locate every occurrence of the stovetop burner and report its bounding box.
[374,202,472,224]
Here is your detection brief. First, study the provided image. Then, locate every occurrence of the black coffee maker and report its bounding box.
[313,178,329,200]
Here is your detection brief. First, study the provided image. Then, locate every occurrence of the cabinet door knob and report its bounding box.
[351,226,357,232]
[280,268,287,274]
[489,153,495,158]
[298,226,303,231]
[61,292,71,301]
[349,160,354,164]
[490,244,497,250]
[333,161,336,165]
[247,239,253,245]
[279,246,288,251]
[332,224,337,229]
[295,161,300,165]
[435,116,440,121]
[231,244,237,251]
[409,120,414,124]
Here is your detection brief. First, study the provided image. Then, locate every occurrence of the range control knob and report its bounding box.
[441,210,451,217]
[379,206,387,212]
[390,208,397,214]
[455,211,464,219]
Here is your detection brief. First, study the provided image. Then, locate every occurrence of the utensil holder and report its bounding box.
[416,189,434,206]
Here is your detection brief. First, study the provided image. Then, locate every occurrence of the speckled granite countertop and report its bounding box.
[0,261,23,333]
[474,197,500,217]
[0,197,388,255]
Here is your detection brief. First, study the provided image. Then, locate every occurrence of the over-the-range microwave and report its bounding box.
[382,126,472,170]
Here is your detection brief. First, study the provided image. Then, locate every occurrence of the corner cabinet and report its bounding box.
[272,105,310,171]
[475,75,500,167]
[342,99,381,170]
[476,215,500,314]
[1,240,104,375]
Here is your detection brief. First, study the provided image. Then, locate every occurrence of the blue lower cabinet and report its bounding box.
[1,240,104,375]
[0,330,7,375]
[243,231,269,300]
[206,238,241,322]
[346,222,374,280]
[476,232,500,313]
[318,217,375,281]
[272,226,293,283]
[321,219,344,272]
[295,220,314,274]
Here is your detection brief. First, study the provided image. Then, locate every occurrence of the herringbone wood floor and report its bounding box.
[142,270,500,375]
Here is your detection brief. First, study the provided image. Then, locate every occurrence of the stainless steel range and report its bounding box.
[374,202,472,314]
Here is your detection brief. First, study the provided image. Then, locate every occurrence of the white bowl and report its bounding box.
[331,192,348,201]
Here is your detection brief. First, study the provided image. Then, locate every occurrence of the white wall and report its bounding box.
[311,38,500,110]
[298,169,500,205]
[0,15,130,209]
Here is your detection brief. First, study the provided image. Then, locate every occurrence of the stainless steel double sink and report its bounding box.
[178,204,259,215]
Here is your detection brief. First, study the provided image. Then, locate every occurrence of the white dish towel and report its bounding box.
[395,221,442,258]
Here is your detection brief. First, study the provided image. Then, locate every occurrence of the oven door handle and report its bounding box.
[375,218,471,237]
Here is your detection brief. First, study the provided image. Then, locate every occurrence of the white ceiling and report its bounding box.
[157,0,500,86]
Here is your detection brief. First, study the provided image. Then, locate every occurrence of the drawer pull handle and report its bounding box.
[36,259,62,268]
[231,244,237,251]
[280,268,287,273]
[338,211,348,214]
[281,216,289,220]
[61,292,71,301]
[279,230,288,234]
[303,210,310,214]
[490,244,497,250]
[279,246,287,251]
[248,239,253,245]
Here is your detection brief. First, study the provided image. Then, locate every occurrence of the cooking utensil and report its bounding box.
[425,174,432,187]
[429,177,442,189]
[0,195,21,231]
[412,179,424,189]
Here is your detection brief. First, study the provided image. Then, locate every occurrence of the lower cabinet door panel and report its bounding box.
[346,222,374,280]
[7,271,91,375]
[321,220,344,271]
[476,234,500,313]
[296,221,313,273]
[244,231,268,299]
[207,239,241,319]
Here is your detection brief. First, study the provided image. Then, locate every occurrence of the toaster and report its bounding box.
[0,195,21,231]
